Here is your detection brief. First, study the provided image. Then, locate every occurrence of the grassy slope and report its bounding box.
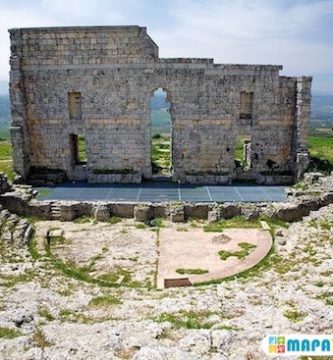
[308,135,333,163]
[0,141,14,180]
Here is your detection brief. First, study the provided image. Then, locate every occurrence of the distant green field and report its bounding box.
[308,135,333,163]
[0,140,14,180]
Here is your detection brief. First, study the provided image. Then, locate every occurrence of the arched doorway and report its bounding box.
[150,88,172,178]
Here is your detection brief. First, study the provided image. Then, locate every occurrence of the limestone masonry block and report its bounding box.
[8,26,311,185]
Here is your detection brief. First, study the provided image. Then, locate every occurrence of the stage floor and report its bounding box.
[35,182,288,203]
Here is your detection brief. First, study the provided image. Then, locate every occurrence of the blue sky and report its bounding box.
[0,0,333,93]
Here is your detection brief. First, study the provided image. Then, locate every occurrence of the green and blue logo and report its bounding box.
[262,335,333,356]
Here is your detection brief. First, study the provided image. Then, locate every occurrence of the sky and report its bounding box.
[0,0,333,93]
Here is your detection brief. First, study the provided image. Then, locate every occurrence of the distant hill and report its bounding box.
[0,81,8,96]
[311,94,333,127]
[0,95,10,122]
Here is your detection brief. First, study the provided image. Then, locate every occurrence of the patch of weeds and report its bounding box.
[321,270,333,277]
[89,295,122,306]
[109,216,122,225]
[292,181,308,191]
[316,291,333,306]
[314,281,325,287]
[135,223,147,229]
[97,267,140,287]
[176,227,188,232]
[283,308,307,323]
[59,309,97,324]
[32,329,51,348]
[195,245,297,286]
[0,270,35,288]
[0,327,22,339]
[20,215,44,224]
[204,216,261,232]
[48,233,67,245]
[73,216,94,224]
[218,242,256,261]
[129,256,138,262]
[304,244,317,257]
[319,220,332,230]
[28,230,40,261]
[150,217,165,228]
[38,308,55,321]
[176,268,209,275]
[156,310,217,329]
[45,240,144,288]
[216,324,243,331]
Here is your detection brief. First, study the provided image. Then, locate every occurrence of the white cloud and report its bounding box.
[0,0,332,91]
[154,0,333,75]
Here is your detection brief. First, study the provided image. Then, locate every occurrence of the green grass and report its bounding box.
[150,217,165,228]
[28,231,41,261]
[45,240,142,288]
[38,308,55,321]
[218,242,257,261]
[156,310,216,329]
[0,139,13,180]
[316,291,333,306]
[203,216,288,236]
[135,223,147,229]
[0,270,35,288]
[194,243,298,286]
[308,135,333,174]
[89,295,122,306]
[309,135,333,163]
[0,327,22,339]
[283,308,307,323]
[32,329,51,348]
[109,216,122,225]
[204,216,261,232]
[176,268,209,275]
[0,159,15,180]
[0,141,12,160]
[151,135,171,174]
[78,136,87,162]
[73,216,94,224]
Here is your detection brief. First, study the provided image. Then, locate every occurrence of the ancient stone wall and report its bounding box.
[9,26,312,184]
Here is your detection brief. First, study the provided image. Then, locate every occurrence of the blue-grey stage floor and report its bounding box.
[35,182,288,203]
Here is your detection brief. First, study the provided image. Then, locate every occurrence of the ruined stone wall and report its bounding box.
[9,26,312,184]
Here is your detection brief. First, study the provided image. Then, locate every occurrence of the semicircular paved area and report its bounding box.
[157,228,273,288]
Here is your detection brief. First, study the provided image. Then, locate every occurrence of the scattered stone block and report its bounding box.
[134,205,152,224]
[48,229,64,238]
[94,205,110,222]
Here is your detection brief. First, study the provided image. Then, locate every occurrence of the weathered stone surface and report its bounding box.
[0,205,32,247]
[134,204,152,224]
[220,204,241,219]
[0,173,11,194]
[9,26,311,185]
[94,204,110,222]
[169,204,185,223]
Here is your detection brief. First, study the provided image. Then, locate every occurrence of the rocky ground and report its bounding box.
[0,202,332,360]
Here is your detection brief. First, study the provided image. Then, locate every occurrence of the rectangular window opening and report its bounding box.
[68,92,82,120]
[240,91,253,120]
[70,134,87,165]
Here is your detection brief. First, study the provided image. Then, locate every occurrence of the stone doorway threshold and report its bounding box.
[157,228,272,289]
